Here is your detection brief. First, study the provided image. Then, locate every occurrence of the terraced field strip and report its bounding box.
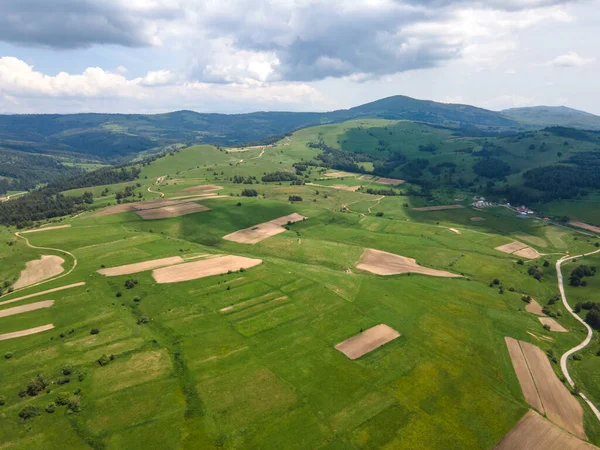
[223,213,307,244]
[525,299,546,316]
[539,317,568,332]
[0,282,85,307]
[153,255,262,283]
[356,248,461,278]
[0,300,54,318]
[505,337,544,414]
[495,240,540,259]
[21,225,71,234]
[335,324,400,360]
[0,324,55,341]
[97,256,185,276]
[569,221,600,234]
[135,203,210,219]
[375,177,404,186]
[495,411,597,450]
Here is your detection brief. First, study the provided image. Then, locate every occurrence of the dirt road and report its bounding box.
[557,248,600,422]
[147,175,166,198]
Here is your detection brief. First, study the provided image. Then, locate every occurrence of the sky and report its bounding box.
[0,0,598,115]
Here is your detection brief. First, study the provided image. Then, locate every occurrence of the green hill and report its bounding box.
[501,106,600,130]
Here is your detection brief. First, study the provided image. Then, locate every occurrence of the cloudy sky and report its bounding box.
[0,0,598,114]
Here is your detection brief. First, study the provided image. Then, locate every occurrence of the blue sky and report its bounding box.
[0,0,597,114]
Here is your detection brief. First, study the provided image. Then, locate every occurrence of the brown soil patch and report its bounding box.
[505,337,545,414]
[569,221,600,234]
[169,193,226,200]
[91,198,206,217]
[412,204,464,211]
[0,324,54,341]
[471,217,485,222]
[356,248,461,278]
[21,225,71,234]
[13,255,65,289]
[135,203,210,219]
[449,228,461,234]
[0,282,85,307]
[495,410,596,450]
[0,300,54,318]
[153,255,262,283]
[323,171,359,178]
[514,339,586,439]
[335,324,400,359]
[306,183,360,192]
[495,240,529,254]
[223,213,307,244]
[526,299,546,317]
[180,184,222,193]
[375,177,405,186]
[539,317,568,332]
[513,247,541,259]
[97,256,184,276]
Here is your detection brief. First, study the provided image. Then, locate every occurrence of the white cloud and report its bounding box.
[547,51,596,67]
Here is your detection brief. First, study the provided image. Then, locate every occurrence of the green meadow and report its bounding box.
[1,123,600,449]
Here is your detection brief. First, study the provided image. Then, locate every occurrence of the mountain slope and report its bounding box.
[501,106,600,130]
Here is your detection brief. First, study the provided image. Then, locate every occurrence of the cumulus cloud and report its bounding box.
[547,51,596,67]
[0,0,181,48]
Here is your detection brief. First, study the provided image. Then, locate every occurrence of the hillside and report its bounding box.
[502,106,600,130]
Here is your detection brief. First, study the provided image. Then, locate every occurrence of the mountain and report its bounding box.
[501,106,600,130]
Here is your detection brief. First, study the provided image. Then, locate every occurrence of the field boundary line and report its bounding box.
[557,248,600,422]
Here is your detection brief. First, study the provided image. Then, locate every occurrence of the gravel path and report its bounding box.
[147,175,166,198]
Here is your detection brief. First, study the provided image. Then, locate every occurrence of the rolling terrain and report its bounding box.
[1,127,600,449]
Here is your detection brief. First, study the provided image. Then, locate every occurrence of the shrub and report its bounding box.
[573,353,583,361]
[0,396,6,406]
[4,352,12,359]
[61,365,73,376]
[133,297,142,303]
[116,292,122,298]
[55,392,70,406]
[90,328,100,335]
[45,402,56,413]
[124,279,138,289]
[517,260,524,265]
[68,396,81,412]
[97,354,110,366]
[376,212,384,217]
[56,377,70,385]
[492,279,500,285]
[137,315,150,325]
[241,189,258,197]
[288,195,303,202]
[26,375,48,396]
[18,405,40,421]
[521,295,532,303]
[236,202,242,206]
[543,324,551,331]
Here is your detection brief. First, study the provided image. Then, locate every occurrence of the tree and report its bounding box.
[585,308,600,331]
[90,328,100,335]
[26,375,47,396]
[241,189,258,197]
[18,405,40,421]
[289,195,303,202]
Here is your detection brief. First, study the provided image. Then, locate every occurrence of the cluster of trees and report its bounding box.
[569,265,596,287]
[527,265,544,281]
[262,171,299,182]
[472,157,511,179]
[241,189,258,197]
[289,195,303,202]
[574,301,600,331]
[365,188,401,196]
[418,143,437,153]
[115,185,138,202]
[232,175,257,184]
[44,167,141,194]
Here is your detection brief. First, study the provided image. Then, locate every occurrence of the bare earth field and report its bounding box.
[152,255,262,283]
[375,177,405,186]
[13,255,65,289]
[91,198,208,217]
[97,256,185,276]
[539,317,568,332]
[471,217,486,222]
[526,299,546,316]
[508,338,586,439]
[0,282,85,307]
[170,194,228,200]
[412,205,465,211]
[21,224,71,234]
[306,183,360,192]
[0,324,55,341]
[569,221,600,234]
[335,324,401,359]
[135,203,210,220]
[323,171,359,178]
[0,300,54,318]
[495,411,596,450]
[449,228,461,234]
[505,337,545,414]
[495,241,540,259]
[223,213,307,244]
[356,248,461,278]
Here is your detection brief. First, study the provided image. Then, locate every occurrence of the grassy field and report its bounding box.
[1,127,600,449]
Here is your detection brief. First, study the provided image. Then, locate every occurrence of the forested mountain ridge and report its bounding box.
[501,106,600,130]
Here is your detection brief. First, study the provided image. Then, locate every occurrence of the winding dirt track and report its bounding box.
[147,175,166,198]
[557,248,600,422]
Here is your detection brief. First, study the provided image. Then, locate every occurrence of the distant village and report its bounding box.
[472,197,535,217]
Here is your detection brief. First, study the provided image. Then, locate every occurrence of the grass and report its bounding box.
[2,127,600,449]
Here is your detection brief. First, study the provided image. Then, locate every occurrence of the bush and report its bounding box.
[543,324,551,331]
[45,402,56,413]
[4,352,12,359]
[124,279,138,289]
[521,295,532,304]
[137,315,150,325]
[97,354,110,366]
[288,195,303,202]
[90,328,100,335]
[0,396,6,406]
[116,292,122,298]
[56,377,70,385]
[376,212,384,217]
[18,405,40,421]
[517,260,524,265]
[133,297,142,302]
[68,396,81,412]
[55,392,70,406]
[241,189,258,197]
[26,375,48,396]
[573,353,583,361]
